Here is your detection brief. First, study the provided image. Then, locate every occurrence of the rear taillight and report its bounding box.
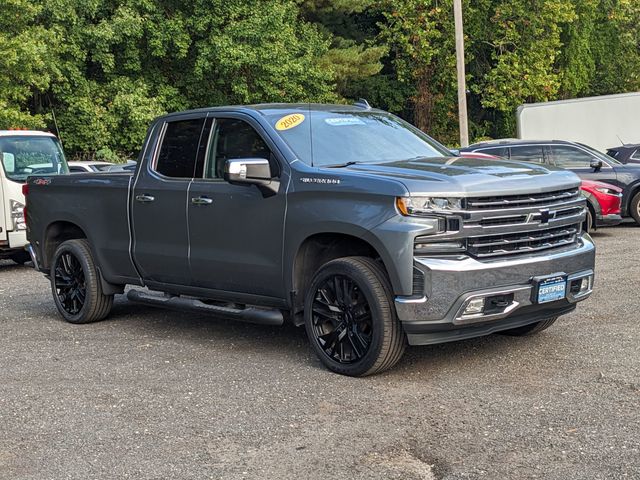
[22,183,29,196]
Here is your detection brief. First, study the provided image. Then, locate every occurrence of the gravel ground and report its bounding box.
[0,226,638,480]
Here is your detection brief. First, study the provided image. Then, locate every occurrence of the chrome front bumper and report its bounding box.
[395,234,595,345]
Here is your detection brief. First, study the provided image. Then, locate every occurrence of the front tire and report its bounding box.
[499,317,558,336]
[51,239,114,324]
[583,208,594,233]
[630,192,640,225]
[303,257,406,376]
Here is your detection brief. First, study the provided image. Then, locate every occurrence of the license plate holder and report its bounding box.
[533,275,567,304]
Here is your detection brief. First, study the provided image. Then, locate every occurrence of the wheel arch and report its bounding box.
[43,221,123,295]
[289,232,396,325]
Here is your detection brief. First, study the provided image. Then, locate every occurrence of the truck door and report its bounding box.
[132,115,207,285]
[187,116,286,299]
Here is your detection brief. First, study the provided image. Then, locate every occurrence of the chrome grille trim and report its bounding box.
[467,224,580,258]
[466,188,580,210]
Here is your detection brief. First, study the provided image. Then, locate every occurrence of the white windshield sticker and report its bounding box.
[324,117,366,127]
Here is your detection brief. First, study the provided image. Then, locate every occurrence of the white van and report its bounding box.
[0,131,69,264]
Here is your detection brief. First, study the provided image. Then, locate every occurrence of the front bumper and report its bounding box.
[395,234,595,345]
[595,213,622,228]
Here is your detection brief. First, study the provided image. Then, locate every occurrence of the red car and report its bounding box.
[581,180,622,232]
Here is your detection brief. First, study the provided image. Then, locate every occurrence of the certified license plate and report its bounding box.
[537,277,567,304]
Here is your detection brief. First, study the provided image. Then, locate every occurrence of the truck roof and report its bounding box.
[158,103,384,122]
[0,130,57,138]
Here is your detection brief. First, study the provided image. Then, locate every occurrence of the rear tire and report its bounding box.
[630,192,640,225]
[499,317,558,336]
[50,239,114,324]
[10,251,30,265]
[303,256,406,377]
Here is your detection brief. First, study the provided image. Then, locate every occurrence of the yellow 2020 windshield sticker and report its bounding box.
[276,113,305,131]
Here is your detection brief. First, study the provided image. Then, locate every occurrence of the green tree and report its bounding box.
[0,0,57,128]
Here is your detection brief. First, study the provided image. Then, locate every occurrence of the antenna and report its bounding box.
[617,134,626,146]
[51,108,63,147]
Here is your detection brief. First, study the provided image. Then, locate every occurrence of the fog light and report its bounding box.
[570,276,592,295]
[579,276,592,293]
[463,298,485,316]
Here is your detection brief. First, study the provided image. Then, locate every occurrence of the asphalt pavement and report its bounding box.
[0,226,638,479]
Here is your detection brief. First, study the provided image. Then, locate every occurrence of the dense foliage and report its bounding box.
[1,0,638,159]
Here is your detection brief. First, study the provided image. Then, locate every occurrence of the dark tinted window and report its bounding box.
[205,119,271,179]
[549,145,594,168]
[631,150,640,161]
[69,166,86,173]
[155,118,205,178]
[509,145,545,163]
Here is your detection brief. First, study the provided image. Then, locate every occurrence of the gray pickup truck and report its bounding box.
[25,103,595,376]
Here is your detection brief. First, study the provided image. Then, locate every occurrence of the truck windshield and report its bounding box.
[0,136,69,182]
[268,110,451,167]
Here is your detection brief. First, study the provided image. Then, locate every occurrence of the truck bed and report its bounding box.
[27,172,139,284]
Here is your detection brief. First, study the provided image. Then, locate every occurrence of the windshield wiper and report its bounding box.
[325,161,362,168]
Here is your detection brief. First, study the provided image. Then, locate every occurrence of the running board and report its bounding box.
[127,289,284,326]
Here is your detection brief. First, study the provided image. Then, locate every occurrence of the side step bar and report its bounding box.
[127,289,284,326]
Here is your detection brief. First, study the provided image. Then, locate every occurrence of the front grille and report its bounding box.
[467,224,580,259]
[466,188,580,210]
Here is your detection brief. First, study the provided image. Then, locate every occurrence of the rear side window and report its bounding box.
[549,145,594,168]
[509,146,545,163]
[631,150,640,161]
[155,118,205,178]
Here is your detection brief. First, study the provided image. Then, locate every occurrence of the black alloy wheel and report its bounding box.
[304,257,406,376]
[50,239,114,324]
[310,274,373,364]
[54,251,86,316]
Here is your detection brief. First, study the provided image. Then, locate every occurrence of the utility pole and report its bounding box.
[453,0,469,147]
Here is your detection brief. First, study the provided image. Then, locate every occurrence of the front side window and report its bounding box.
[266,110,450,167]
[205,119,271,179]
[630,150,640,161]
[155,118,205,178]
[549,145,595,168]
[509,146,545,163]
[0,136,69,182]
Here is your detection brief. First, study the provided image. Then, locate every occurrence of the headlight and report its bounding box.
[396,196,462,216]
[595,187,621,196]
[10,200,26,231]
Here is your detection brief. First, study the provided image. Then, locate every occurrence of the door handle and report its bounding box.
[191,196,213,206]
[135,194,155,203]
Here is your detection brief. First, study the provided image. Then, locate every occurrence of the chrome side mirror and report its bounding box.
[224,158,272,185]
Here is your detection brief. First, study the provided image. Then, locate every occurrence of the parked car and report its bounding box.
[606,144,640,165]
[461,139,640,224]
[0,130,69,264]
[25,104,594,376]
[67,161,116,173]
[580,180,622,232]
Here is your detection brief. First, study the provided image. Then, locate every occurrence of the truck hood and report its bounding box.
[343,157,581,196]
